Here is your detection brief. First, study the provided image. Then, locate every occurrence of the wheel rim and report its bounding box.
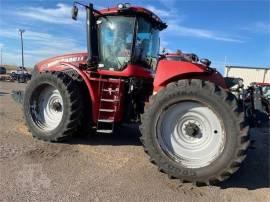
[157,101,226,169]
[30,84,64,131]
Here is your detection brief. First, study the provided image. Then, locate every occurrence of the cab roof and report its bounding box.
[97,6,167,30]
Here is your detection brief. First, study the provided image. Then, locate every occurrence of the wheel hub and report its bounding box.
[157,101,226,168]
[184,122,200,138]
[30,84,64,131]
[52,101,62,112]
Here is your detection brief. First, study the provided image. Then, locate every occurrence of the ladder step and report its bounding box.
[102,89,119,92]
[101,98,119,102]
[99,109,115,112]
[96,129,113,133]
[98,119,114,123]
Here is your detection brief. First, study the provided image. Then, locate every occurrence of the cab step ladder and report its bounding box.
[96,78,121,133]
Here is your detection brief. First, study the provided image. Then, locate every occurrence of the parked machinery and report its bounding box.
[224,77,269,126]
[10,67,31,83]
[244,82,270,126]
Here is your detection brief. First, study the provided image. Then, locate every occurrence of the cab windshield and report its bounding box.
[98,16,135,70]
[98,16,160,70]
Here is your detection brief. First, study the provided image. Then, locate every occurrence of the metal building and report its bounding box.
[225,66,270,86]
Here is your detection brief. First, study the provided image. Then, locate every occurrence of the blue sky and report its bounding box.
[0,0,269,73]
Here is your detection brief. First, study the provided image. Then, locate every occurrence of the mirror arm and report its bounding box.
[73,1,89,9]
[73,2,104,17]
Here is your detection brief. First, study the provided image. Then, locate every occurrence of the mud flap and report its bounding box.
[11,90,24,104]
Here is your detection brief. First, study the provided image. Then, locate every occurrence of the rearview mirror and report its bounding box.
[72,5,78,20]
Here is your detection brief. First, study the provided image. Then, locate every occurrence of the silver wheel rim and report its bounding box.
[157,101,225,169]
[30,84,64,131]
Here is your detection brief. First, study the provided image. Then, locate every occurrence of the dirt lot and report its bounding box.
[0,81,269,202]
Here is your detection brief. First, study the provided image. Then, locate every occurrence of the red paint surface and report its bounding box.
[97,6,164,24]
[97,64,153,78]
[154,60,227,91]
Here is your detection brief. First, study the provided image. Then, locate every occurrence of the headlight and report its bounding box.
[125,3,131,8]
[117,3,131,10]
[117,3,124,9]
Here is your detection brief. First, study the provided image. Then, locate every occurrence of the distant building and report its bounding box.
[225,66,270,86]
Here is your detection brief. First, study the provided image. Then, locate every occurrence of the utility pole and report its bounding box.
[0,47,2,66]
[18,29,25,68]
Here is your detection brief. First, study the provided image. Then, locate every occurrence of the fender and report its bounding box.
[34,52,99,121]
[154,60,227,92]
[38,63,98,121]
[62,62,99,121]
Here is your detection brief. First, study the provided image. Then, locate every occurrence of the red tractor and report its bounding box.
[16,2,250,185]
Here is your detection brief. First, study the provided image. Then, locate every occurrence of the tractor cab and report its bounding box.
[72,3,167,71]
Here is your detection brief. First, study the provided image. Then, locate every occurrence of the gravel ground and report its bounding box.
[0,81,269,202]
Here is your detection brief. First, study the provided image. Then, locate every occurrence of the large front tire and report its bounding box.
[23,72,82,142]
[140,79,250,185]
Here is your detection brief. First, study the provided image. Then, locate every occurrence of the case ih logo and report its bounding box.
[47,56,84,67]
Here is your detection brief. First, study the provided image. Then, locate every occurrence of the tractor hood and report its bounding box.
[35,52,88,72]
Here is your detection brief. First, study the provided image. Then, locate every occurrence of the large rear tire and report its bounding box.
[23,72,82,142]
[140,79,250,185]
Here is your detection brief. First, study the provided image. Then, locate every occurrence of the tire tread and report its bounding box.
[140,79,250,185]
